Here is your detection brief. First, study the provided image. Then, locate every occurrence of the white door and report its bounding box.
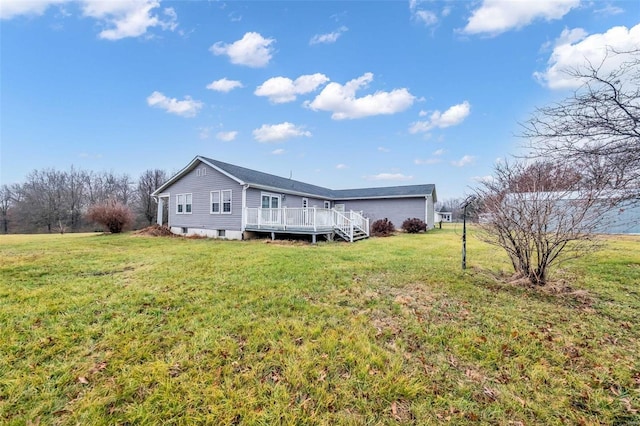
[261,194,281,223]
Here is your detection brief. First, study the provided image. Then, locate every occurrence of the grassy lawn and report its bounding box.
[1,226,639,425]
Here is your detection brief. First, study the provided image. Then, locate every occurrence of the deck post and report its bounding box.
[258,208,261,229]
[312,234,316,244]
[350,220,354,243]
[283,206,287,230]
[271,232,275,241]
[313,207,317,232]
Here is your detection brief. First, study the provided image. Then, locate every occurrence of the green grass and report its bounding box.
[1,226,639,425]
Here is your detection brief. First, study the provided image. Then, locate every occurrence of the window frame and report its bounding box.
[176,193,192,215]
[210,191,220,214]
[222,190,232,214]
[211,190,232,214]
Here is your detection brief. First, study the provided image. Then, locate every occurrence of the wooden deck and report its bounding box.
[243,207,369,242]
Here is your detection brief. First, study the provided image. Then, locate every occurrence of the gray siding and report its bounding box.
[337,197,428,230]
[595,200,640,234]
[426,195,435,229]
[163,162,243,231]
[245,188,328,209]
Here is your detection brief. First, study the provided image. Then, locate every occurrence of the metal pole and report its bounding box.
[462,204,467,270]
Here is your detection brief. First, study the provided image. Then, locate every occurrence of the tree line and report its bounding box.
[0,168,167,234]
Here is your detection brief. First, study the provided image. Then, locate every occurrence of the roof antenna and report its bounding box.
[289,170,292,179]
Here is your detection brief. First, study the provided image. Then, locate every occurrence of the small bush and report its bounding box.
[371,218,395,237]
[402,217,427,233]
[86,199,134,234]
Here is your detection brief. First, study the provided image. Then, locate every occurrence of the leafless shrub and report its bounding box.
[86,199,134,234]
[474,160,611,286]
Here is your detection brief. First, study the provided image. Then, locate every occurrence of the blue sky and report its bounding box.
[1,0,639,199]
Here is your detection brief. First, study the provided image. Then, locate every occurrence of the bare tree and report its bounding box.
[0,185,12,234]
[85,170,133,205]
[474,160,612,286]
[136,169,167,226]
[16,169,69,232]
[523,49,639,203]
[66,167,88,230]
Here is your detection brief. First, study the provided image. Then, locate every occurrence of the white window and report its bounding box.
[211,190,232,214]
[324,200,331,209]
[196,167,207,177]
[177,193,192,214]
[210,191,220,214]
[222,190,232,214]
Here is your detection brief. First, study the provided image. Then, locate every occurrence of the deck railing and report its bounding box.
[244,207,334,231]
[244,207,369,239]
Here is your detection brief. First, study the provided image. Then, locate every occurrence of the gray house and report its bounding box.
[152,156,437,242]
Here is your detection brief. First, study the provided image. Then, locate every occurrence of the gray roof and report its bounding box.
[333,185,436,199]
[154,155,435,200]
[202,157,335,198]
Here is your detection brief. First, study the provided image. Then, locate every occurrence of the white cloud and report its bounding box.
[418,110,428,117]
[535,24,640,89]
[414,10,438,26]
[82,0,177,40]
[210,32,275,68]
[271,148,285,155]
[336,163,348,169]
[146,91,203,117]
[415,158,442,165]
[216,131,238,142]
[1,0,178,40]
[206,78,244,93]
[594,4,624,16]
[433,148,445,156]
[0,0,70,19]
[377,146,390,152]
[409,101,471,133]
[228,11,242,22]
[310,26,348,45]
[255,73,329,104]
[365,173,414,182]
[252,122,311,143]
[462,0,579,36]
[306,72,415,120]
[409,1,439,27]
[451,155,475,167]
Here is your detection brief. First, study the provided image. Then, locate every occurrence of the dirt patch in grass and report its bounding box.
[133,225,175,237]
[263,239,311,246]
[470,266,595,309]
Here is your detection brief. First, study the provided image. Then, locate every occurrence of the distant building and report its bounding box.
[435,210,452,223]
